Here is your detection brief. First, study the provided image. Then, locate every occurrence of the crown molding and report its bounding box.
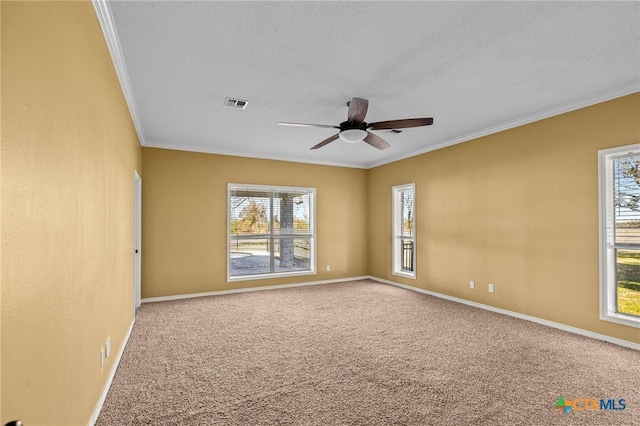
[142,139,368,169]
[92,0,146,145]
[147,84,639,170]
[91,0,638,170]
[366,83,640,169]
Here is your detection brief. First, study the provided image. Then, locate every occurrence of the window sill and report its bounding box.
[228,270,316,283]
[392,271,416,280]
[600,312,640,328]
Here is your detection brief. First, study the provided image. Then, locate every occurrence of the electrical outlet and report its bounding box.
[326,265,331,272]
[100,349,104,368]
[488,284,495,293]
[105,337,111,359]
[469,280,475,289]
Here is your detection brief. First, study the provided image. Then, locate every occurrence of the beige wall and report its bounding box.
[1,2,142,424]
[368,93,640,344]
[141,148,368,298]
[1,1,637,423]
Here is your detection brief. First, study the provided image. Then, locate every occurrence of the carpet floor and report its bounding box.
[97,280,640,425]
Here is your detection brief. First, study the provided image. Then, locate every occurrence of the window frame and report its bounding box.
[227,183,316,282]
[392,183,416,279]
[598,144,640,328]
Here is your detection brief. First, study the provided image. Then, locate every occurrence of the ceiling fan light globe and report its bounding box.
[339,129,367,144]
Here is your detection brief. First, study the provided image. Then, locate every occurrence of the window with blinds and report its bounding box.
[392,183,416,278]
[228,184,316,281]
[599,145,640,327]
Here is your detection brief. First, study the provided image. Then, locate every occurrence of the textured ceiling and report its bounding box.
[98,1,640,168]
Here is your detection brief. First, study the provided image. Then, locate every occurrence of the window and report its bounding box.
[392,184,416,279]
[599,144,640,327]
[228,184,315,281]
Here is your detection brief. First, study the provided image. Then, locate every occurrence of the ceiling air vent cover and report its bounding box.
[223,97,249,109]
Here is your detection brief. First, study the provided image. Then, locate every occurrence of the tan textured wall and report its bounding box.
[368,93,640,344]
[1,2,142,424]
[1,5,636,425]
[142,148,368,298]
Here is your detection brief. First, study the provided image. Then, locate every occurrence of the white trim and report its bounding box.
[392,184,416,279]
[133,170,142,315]
[228,270,317,283]
[227,183,317,194]
[141,276,369,304]
[141,274,638,350]
[88,319,135,426]
[143,139,368,169]
[392,270,416,280]
[597,144,640,328]
[139,87,637,171]
[227,183,317,282]
[88,4,638,172]
[86,275,637,425]
[92,0,146,145]
[370,276,640,351]
[366,84,640,169]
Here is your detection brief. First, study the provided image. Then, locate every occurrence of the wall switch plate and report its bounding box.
[326,265,331,272]
[105,337,111,359]
[469,280,475,289]
[488,284,494,293]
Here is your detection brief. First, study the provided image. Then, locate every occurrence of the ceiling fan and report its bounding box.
[278,97,433,150]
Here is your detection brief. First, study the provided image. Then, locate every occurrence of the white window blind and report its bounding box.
[599,145,640,327]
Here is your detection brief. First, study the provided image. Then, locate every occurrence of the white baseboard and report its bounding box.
[142,275,638,350]
[369,276,639,351]
[141,276,370,304]
[87,275,636,425]
[88,318,135,426]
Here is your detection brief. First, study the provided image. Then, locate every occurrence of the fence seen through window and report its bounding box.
[228,185,315,280]
[393,184,415,278]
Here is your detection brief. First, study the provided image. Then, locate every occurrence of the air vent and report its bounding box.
[223,97,249,109]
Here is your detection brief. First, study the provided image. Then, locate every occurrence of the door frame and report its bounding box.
[133,170,142,315]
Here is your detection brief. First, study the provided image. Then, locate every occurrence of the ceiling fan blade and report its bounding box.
[278,122,339,129]
[310,133,340,150]
[368,117,434,130]
[347,97,369,123]
[363,132,391,150]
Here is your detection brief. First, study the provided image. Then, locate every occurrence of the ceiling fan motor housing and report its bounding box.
[339,121,368,143]
[339,120,368,131]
